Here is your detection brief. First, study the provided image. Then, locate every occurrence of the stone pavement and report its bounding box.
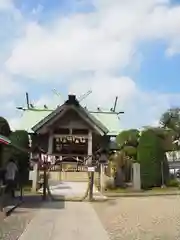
[19,201,109,240]
[19,182,110,240]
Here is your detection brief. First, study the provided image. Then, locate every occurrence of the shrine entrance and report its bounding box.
[45,127,93,182]
[30,95,109,187]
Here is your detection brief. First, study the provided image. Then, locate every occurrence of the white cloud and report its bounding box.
[32,93,64,108]
[0,73,23,97]
[0,100,20,130]
[7,77,180,131]
[9,116,21,131]
[2,0,180,130]
[68,74,180,128]
[6,0,180,80]
[69,73,137,109]
[0,0,13,10]
[0,0,22,21]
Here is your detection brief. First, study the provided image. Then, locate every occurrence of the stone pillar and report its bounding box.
[99,153,108,192]
[132,163,141,191]
[32,162,38,192]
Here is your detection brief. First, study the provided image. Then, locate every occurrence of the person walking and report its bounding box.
[5,159,18,198]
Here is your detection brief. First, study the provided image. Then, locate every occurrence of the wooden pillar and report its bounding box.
[88,131,94,201]
[48,132,53,154]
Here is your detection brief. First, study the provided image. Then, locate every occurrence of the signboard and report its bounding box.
[88,167,95,172]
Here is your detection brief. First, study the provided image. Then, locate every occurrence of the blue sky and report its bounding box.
[1,0,180,129]
[134,41,180,93]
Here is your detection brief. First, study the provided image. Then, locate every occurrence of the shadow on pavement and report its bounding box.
[18,195,65,210]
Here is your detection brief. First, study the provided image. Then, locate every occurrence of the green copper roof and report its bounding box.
[17,96,121,136]
[90,112,121,136]
[18,104,121,136]
[31,101,108,135]
[19,110,51,133]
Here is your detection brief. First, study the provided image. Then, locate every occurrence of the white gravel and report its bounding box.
[93,196,180,240]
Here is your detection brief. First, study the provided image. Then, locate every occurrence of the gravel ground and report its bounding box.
[0,196,41,240]
[93,196,180,240]
[0,208,36,240]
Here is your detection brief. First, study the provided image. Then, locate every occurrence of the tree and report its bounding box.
[115,129,140,184]
[111,151,126,187]
[160,108,180,150]
[116,129,139,147]
[116,129,140,160]
[137,129,168,189]
[0,117,11,137]
[160,108,180,137]
[9,130,30,185]
[144,127,175,151]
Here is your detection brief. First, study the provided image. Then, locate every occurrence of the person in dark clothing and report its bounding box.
[5,159,18,198]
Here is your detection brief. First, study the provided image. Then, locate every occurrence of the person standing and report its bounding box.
[5,159,18,198]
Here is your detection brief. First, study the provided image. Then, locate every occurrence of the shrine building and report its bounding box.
[18,94,121,164]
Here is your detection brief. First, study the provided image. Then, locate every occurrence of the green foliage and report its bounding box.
[9,130,29,146]
[0,117,11,137]
[160,108,180,132]
[123,146,137,158]
[152,127,175,151]
[160,107,180,148]
[116,129,139,160]
[9,130,30,185]
[116,129,139,147]
[167,179,179,187]
[137,129,167,189]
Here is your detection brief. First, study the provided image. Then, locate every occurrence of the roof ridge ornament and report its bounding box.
[65,95,79,106]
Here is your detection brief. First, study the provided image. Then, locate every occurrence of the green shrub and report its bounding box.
[167,179,179,187]
[137,130,166,189]
[0,117,11,137]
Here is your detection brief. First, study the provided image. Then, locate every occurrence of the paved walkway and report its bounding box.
[19,182,109,240]
[38,181,106,200]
